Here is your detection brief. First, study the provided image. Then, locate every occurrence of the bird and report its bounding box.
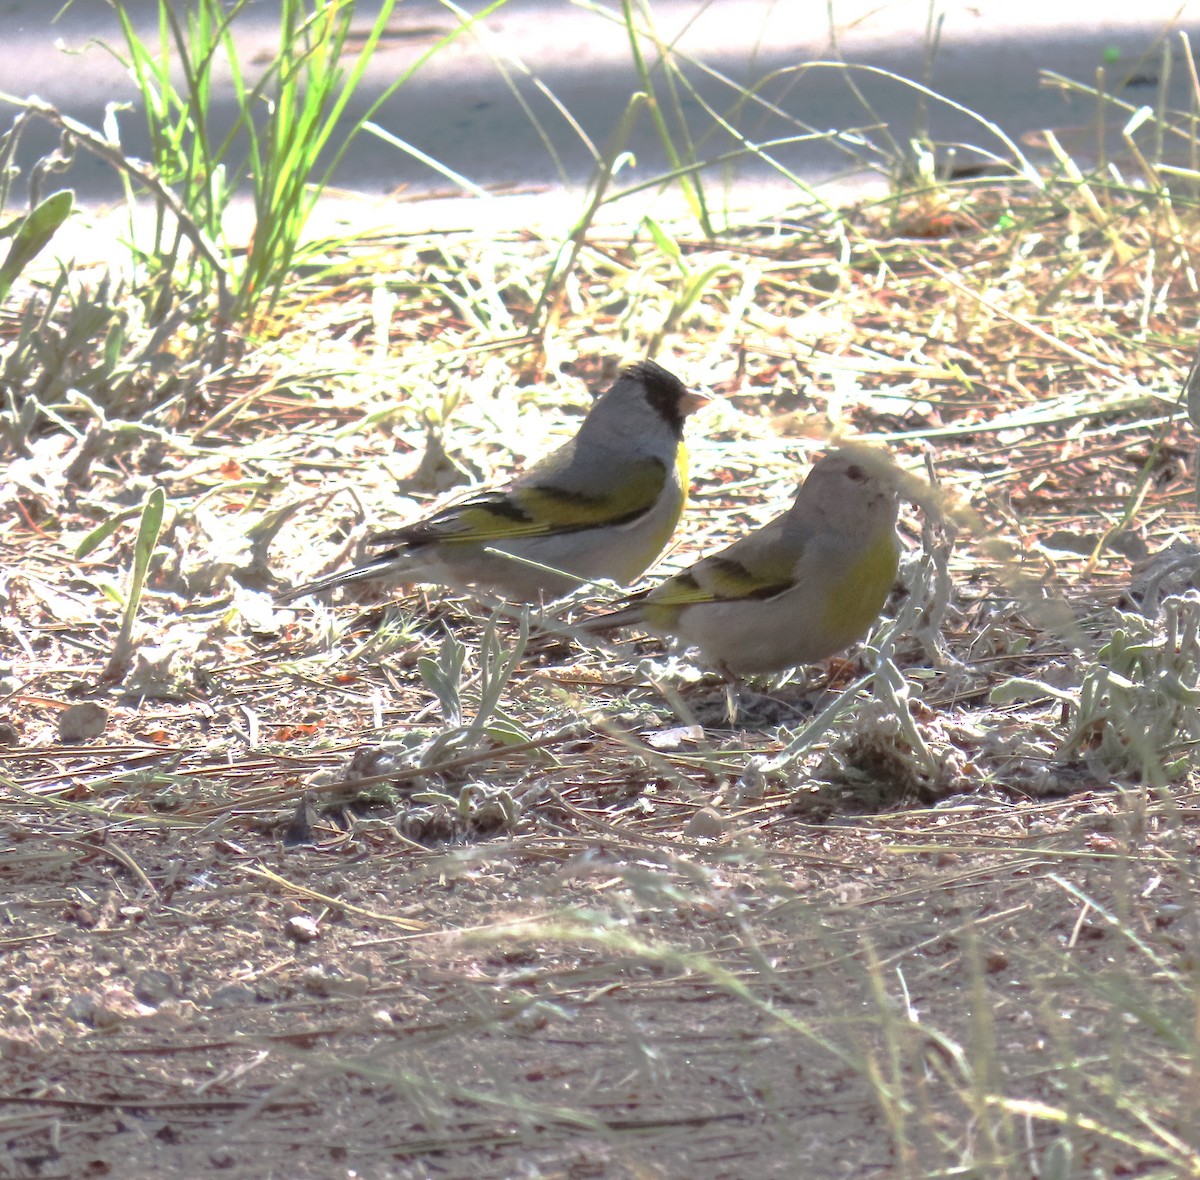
[276,360,708,605]
[578,446,903,676]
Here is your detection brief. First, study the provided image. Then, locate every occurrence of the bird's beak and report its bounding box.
[683,386,716,415]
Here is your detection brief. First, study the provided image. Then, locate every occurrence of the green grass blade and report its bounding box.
[104,485,166,680]
[0,188,73,301]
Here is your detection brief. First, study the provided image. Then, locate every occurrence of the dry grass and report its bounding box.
[3,174,1200,1177]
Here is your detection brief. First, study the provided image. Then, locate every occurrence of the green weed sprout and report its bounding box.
[0,189,73,303]
[101,485,166,682]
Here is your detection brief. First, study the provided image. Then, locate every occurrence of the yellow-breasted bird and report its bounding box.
[276,360,708,604]
[579,447,903,675]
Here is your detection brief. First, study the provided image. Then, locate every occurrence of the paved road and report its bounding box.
[2,0,1198,227]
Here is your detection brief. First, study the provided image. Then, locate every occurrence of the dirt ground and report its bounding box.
[4,190,1200,1177]
[4,569,1198,1178]
[6,768,1195,1178]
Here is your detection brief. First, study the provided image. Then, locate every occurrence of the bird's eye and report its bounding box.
[845,464,866,481]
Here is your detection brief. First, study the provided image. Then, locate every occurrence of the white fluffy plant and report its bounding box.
[994,591,1200,786]
[1066,592,1200,784]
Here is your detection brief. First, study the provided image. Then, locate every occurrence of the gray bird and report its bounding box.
[277,360,708,604]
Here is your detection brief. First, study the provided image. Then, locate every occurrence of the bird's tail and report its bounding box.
[573,602,647,636]
[274,550,407,605]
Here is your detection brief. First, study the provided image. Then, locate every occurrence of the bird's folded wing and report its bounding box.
[645,549,798,607]
[368,456,670,547]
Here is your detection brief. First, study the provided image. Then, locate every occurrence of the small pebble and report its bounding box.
[57,702,108,743]
[285,914,321,943]
[134,969,176,1006]
[206,984,257,1009]
[685,807,727,839]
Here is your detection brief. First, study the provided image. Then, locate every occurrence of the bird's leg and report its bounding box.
[714,664,820,728]
[717,663,743,725]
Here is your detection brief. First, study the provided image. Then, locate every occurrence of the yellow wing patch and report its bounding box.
[517,455,669,530]
[373,456,670,548]
[645,554,796,609]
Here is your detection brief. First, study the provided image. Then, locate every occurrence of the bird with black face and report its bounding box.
[276,360,708,605]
